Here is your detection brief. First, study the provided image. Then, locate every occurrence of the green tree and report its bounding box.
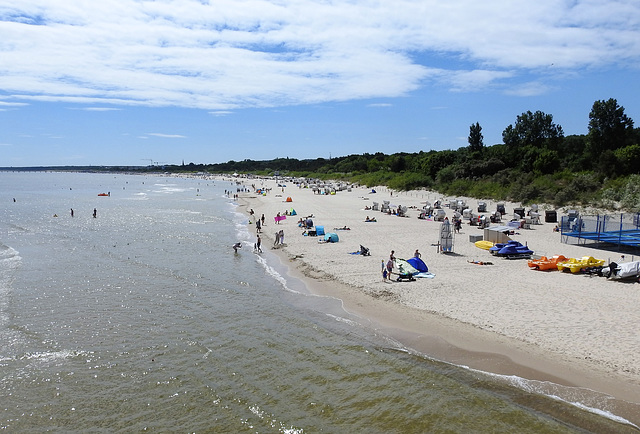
[587,98,635,158]
[468,122,484,153]
[614,144,640,175]
[502,110,564,150]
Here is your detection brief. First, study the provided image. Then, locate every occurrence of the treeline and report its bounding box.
[174,98,640,211]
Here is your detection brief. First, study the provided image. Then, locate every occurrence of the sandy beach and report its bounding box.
[234,177,640,423]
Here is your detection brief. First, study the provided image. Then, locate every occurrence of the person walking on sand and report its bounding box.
[381,259,387,281]
[386,257,394,281]
[261,214,265,226]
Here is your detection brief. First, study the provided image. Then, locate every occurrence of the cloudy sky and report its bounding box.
[1,0,639,166]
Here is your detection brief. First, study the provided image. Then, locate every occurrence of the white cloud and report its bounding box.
[505,81,554,97]
[209,110,233,116]
[0,1,638,110]
[147,133,186,138]
[0,101,29,107]
[78,107,123,111]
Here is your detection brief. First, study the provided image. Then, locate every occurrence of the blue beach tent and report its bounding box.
[316,225,325,236]
[407,257,428,272]
[324,233,339,243]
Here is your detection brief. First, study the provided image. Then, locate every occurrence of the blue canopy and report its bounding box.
[324,233,339,243]
[407,257,428,272]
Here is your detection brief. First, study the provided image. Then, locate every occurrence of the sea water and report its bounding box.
[0,172,636,433]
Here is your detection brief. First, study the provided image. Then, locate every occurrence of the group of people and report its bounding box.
[235,207,287,253]
[274,230,285,246]
[382,249,421,282]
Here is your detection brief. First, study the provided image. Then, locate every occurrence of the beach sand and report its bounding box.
[235,177,640,423]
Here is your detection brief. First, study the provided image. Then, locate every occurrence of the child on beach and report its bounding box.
[381,260,387,281]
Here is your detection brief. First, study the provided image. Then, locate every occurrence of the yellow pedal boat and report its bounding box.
[556,256,605,273]
[474,240,494,250]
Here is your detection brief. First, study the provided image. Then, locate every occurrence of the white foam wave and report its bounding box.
[254,254,298,294]
[154,186,190,193]
[325,313,360,327]
[0,245,21,262]
[0,245,21,301]
[566,399,638,428]
[247,404,304,434]
[124,192,149,200]
[19,349,84,365]
[470,370,639,429]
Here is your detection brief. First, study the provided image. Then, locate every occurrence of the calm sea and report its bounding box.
[0,172,636,433]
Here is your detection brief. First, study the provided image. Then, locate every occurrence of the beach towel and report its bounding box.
[274,215,287,223]
[414,272,436,278]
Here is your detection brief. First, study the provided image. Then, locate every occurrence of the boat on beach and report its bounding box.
[528,255,567,271]
[474,240,494,250]
[489,240,533,259]
[556,256,605,273]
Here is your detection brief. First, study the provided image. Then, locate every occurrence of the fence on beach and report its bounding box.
[560,213,640,252]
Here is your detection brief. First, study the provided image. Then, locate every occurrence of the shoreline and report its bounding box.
[231,177,640,425]
[265,239,640,424]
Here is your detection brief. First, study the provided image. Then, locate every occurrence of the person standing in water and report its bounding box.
[93,208,97,218]
[70,208,74,217]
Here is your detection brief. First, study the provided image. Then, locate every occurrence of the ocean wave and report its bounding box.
[253,254,297,293]
[0,244,21,298]
[472,370,639,429]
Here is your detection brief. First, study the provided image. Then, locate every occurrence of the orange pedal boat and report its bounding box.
[528,255,567,271]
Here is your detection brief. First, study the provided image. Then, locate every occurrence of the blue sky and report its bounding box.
[1,0,639,167]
